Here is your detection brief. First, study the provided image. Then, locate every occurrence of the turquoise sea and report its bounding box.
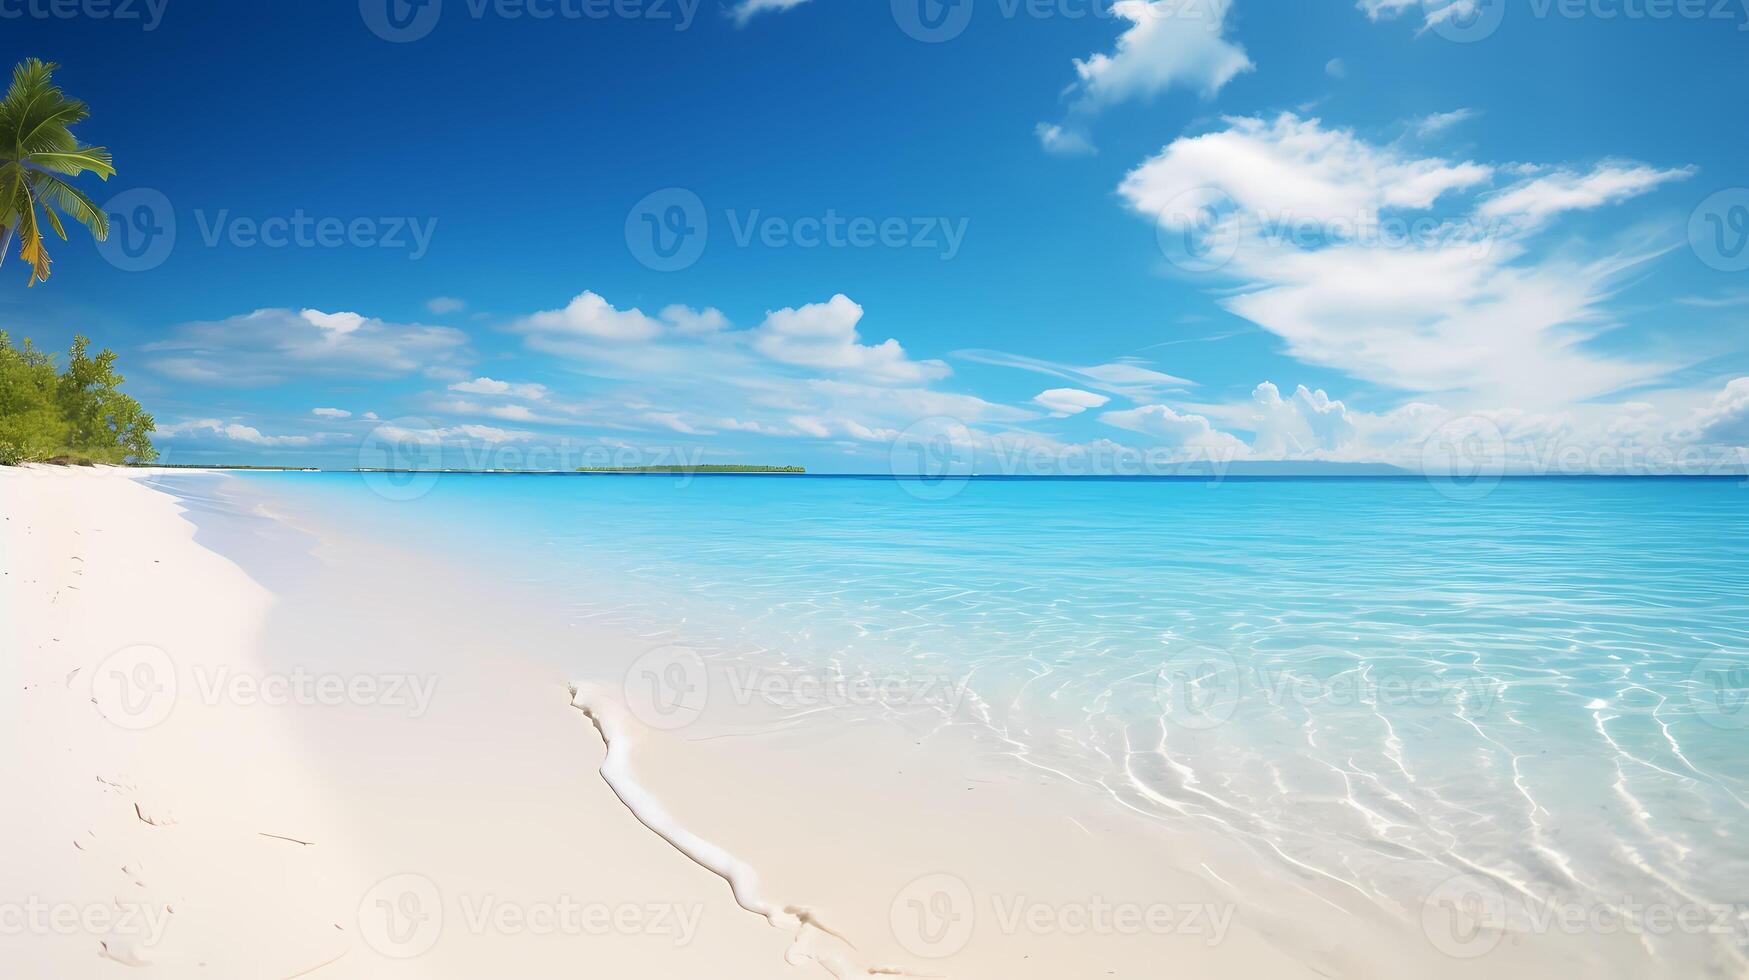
[175,473,1749,963]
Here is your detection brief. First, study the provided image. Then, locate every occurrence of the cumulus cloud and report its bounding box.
[1034,388,1112,417]
[751,294,950,384]
[1685,378,1749,445]
[1068,0,1253,107]
[146,308,469,385]
[1040,0,1252,153]
[1244,382,1357,456]
[311,407,351,419]
[1099,403,1248,454]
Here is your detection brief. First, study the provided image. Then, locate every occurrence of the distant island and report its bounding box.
[578,465,806,474]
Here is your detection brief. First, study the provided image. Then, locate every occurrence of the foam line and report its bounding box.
[568,683,912,978]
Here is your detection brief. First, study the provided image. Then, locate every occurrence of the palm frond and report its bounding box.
[28,171,106,240]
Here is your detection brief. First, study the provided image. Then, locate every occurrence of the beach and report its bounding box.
[2,466,1740,978]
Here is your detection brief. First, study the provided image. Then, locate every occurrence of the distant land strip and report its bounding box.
[577,465,806,474]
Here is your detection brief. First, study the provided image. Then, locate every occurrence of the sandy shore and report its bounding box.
[1,466,1674,978]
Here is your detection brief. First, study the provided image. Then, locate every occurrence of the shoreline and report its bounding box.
[3,466,1724,977]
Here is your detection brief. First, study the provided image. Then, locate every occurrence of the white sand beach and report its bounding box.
[0,467,1681,978]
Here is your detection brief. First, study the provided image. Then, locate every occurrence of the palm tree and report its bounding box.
[0,59,115,287]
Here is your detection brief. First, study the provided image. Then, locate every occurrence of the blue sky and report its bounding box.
[4,0,1749,472]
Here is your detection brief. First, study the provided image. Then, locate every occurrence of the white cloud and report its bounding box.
[1034,388,1112,417]
[729,0,810,25]
[311,407,351,419]
[512,291,665,342]
[158,419,330,447]
[1244,382,1357,456]
[146,308,469,385]
[1685,378,1749,445]
[450,377,550,400]
[1036,124,1097,156]
[661,305,731,334]
[1325,58,1346,78]
[1117,114,1690,408]
[1122,113,1492,228]
[511,291,730,349]
[751,294,950,384]
[1068,0,1253,108]
[1099,403,1248,453]
[1477,162,1694,228]
[427,296,466,314]
[1413,108,1477,138]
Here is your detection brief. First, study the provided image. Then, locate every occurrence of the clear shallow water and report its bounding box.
[202,473,1749,962]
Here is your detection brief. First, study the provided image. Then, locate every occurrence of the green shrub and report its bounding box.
[0,332,156,465]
